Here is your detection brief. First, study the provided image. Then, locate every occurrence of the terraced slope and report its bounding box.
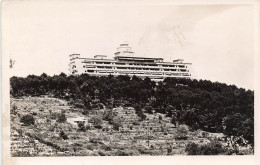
[10,96,244,156]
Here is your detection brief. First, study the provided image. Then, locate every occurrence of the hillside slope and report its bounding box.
[10,96,239,156]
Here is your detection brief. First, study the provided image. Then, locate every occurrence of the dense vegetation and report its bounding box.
[10,73,254,144]
[20,114,35,126]
[185,140,227,155]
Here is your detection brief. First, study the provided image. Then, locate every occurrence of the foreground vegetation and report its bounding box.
[11,73,254,142]
[10,73,254,155]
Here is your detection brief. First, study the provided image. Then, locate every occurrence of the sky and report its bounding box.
[2,1,256,90]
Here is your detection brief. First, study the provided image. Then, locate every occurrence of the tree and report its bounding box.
[20,114,35,126]
[134,104,146,121]
[166,105,174,117]
[171,115,177,126]
[176,124,189,139]
[9,73,254,145]
[144,105,153,114]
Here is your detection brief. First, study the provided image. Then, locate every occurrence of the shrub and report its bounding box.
[176,124,189,139]
[98,151,106,156]
[103,109,114,123]
[60,130,68,140]
[11,104,17,114]
[105,146,112,151]
[77,122,86,132]
[167,147,172,155]
[113,121,122,131]
[185,140,227,155]
[98,103,104,109]
[171,116,177,125]
[159,115,162,120]
[115,150,131,156]
[86,145,94,151]
[89,116,103,129]
[74,99,85,108]
[39,107,44,112]
[85,124,91,130]
[50,112,58,119]
[82,109,90,116]
[185,142,199,155]
[12,151,31,157]
[89,138,103,144]
[20,114,35,126]
[144,105,153,114]
[57,110,67,123]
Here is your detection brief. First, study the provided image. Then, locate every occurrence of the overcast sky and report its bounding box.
[3,1,256,90]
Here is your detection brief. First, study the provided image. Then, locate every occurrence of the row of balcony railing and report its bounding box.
[83,68,189,73]
[85,72,190,78]
[82,63,188,70]
[83,67,189,73]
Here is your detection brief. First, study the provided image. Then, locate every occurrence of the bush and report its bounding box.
[20,114,35,126]
[185,142,199,155]
[82,109,90,116]
[167,147,172,155]
[12,151,31,157]
[113,121,122,131]
[39,106,44,112]
[134,104,146,121]
[103,109,114,123]
[60,130,68,140]
[85,124,91,130]
[98,151,106,156]
[11,104,17,114]
[57,110,67,123]
[89,116,103,129]
[144,105,153,114]
[74,99,85,108]
[89,138,103,144]
[185,140,227,155]
[50,112,58,119]
[77,122,86,132]
[115,150,131,156]
[105,146,112,151]
[176,124,189,139]
[159,115,162,120]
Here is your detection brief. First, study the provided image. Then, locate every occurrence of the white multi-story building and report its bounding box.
[69,43,191,81]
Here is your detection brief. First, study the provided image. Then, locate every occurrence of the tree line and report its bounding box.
[10,73,254,144]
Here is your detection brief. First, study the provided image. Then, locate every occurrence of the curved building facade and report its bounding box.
[69,43,192,81]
